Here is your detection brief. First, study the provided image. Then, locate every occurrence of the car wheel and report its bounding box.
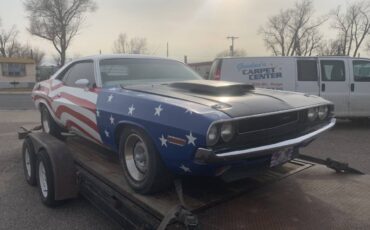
[36,150,60,207]
[40,105,65,140]
[119,127,173,194]
[22,137,37,186]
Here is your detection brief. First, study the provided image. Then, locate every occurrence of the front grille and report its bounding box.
[237,111,300,134]
[214,109,330,152]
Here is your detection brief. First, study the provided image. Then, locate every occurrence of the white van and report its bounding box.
[208,56,370,118]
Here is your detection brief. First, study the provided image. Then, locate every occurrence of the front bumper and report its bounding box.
[194,118,336,164]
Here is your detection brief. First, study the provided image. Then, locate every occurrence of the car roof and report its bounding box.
[72,54,178,62]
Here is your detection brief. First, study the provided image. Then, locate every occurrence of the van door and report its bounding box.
[319,58,350,117]
[349,60,370,117]
[295,58,320,95]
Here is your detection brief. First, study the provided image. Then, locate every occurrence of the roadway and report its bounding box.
[0,93,35,110]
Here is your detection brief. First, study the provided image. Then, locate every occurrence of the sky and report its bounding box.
[0,0,364,64]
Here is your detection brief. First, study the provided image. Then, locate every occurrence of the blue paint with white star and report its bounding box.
[96,87,232,176]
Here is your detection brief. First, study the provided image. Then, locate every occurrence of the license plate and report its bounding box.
[270,147,294,167]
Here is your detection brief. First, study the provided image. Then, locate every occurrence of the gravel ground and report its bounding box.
[0,110,369,229]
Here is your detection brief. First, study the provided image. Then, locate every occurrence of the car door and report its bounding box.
[295,58,320,95]
[349,59,370,117]
[56,61,101,143]
[319,58,350,117]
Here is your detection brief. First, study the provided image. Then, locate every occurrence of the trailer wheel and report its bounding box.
[40,105,65,140]
[36,150,59,206]
[119,127,173,194]
[22,137,37,186]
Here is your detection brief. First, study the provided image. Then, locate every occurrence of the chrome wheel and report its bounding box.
[42,109,50,133]
[24,148,31,178]
[124,134,149,181]
[38,161,48,198]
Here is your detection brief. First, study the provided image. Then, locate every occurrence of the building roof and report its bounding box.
[0,57,35,64]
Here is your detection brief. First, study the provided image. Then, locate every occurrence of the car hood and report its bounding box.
[123,80,329,118]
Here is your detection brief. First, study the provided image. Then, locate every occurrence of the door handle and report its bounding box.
[351,83,355,92]
[321,83,325,92]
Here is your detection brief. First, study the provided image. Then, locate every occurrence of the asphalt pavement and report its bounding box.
[0,94,35,110]
[0,111,120,230]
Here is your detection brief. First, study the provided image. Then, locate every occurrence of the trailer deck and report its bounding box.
[65,136,370,229]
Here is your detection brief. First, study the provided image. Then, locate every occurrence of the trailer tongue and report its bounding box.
[19,129,370,229]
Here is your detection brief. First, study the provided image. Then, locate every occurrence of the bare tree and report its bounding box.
[331,1,370,57]
[113,33,148,54]
[216,49,246,57]
[24,0,97,66]
[30,48,46,66]
[260,0,325,56]
[0,25,19,57]
[318,39,344,56]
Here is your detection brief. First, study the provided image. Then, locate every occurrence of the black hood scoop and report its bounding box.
[169,80,254,96]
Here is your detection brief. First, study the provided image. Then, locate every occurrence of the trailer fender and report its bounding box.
[28,133,78,200]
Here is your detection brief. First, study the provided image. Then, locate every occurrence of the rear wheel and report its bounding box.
[40,105,64,140]
[36,150,60,207]
[119,127,173,194]
[22,137,37,186]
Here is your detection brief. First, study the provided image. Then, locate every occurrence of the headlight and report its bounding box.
[318,105,328,120]
[220,122,235,142]
[207,125,220,146]
[307,107,318,121]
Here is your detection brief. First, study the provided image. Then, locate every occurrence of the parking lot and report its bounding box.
[0,101,369,229]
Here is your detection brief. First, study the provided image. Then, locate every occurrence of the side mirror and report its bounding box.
[75,78,90,88]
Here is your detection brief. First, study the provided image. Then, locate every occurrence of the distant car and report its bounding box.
[32,54,335,194]
[208,56,370,119]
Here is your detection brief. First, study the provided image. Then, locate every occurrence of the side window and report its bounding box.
[64,62,95,87]
[320,60,345,81]
[353,60,370,82]
[297,60,318,81]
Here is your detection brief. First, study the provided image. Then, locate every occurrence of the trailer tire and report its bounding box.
[36,150,60,207]
[119,126,173,194]
[22,137,37,186]
[40,105,65,140]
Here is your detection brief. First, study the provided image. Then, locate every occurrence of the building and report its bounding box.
[0,57,36,88]
[188,61,213,79]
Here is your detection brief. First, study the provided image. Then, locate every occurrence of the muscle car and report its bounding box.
[32,54,336,194]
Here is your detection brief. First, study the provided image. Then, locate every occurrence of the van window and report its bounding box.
[320,60,345,81]
[297,60,318,81]
[353,60,370,82]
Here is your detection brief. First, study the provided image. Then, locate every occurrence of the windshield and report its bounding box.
[99,58,202,87]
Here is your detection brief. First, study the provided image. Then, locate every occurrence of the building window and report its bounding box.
[1,63,26,76]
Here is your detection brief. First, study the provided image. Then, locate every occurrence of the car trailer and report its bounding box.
[18,126,370,229]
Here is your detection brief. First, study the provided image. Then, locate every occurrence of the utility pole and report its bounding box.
[227,36,239,56]
[166,42,169,57]
[184,55,187,64]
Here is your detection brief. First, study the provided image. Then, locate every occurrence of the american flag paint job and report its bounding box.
[32,78,230,175]
[32,55,333,177]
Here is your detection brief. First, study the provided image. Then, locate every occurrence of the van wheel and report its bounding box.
[40,105,65,140]
[36,150,60,207]
[119,127,173,194]
[22,137,37,186]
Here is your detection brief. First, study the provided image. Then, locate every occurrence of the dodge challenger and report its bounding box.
[32,54,335,194]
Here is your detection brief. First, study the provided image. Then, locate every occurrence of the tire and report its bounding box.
[40,105,65,140]
[22,137,37,186]
[119,126,173,194]
[36,150,60,207]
